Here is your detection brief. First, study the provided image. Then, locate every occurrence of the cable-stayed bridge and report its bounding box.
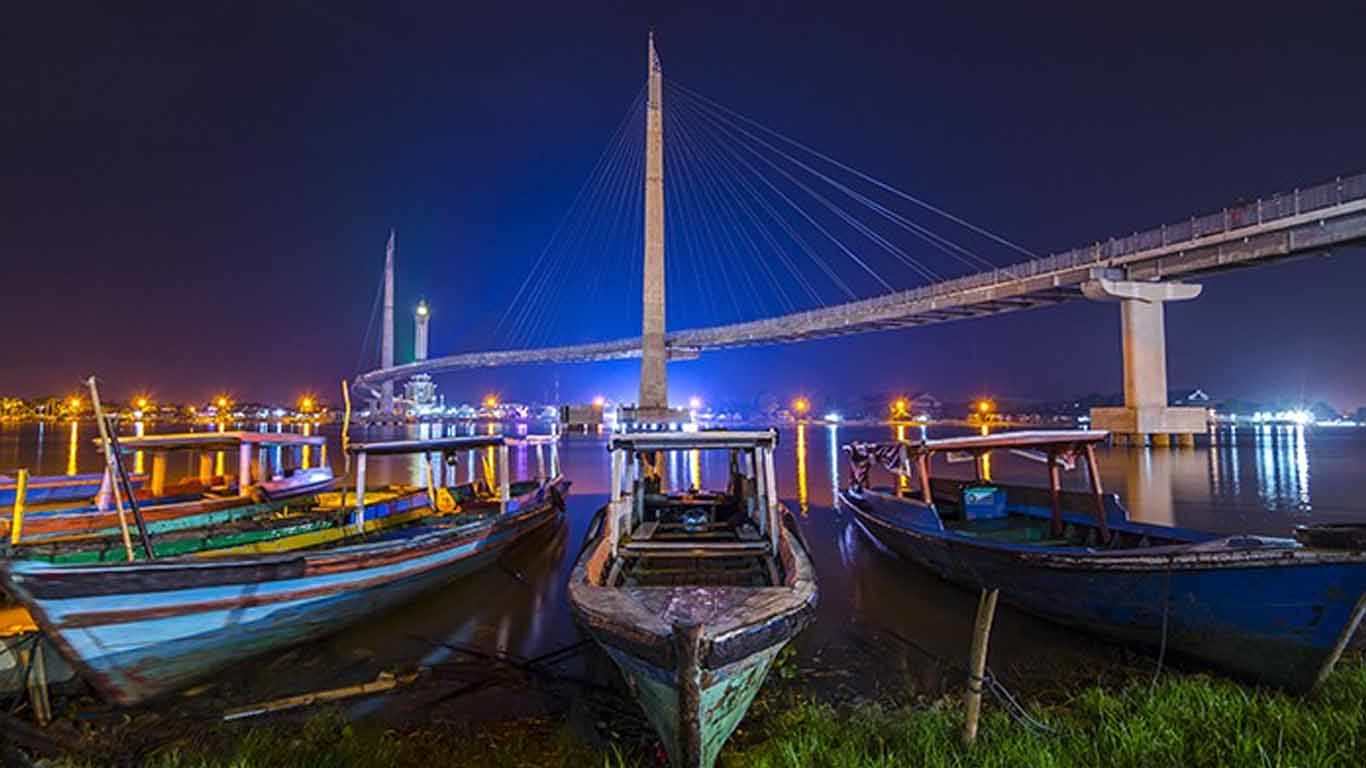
[356,37,1366,442]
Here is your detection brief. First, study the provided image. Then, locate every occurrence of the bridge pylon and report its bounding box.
[1083,274,1206,446]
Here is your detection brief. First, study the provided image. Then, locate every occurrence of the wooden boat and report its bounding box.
[838,429,1366,692]
[2,432,334,544]
[569,431,816,768]
[0,434,569,705]
[0,472,145,507]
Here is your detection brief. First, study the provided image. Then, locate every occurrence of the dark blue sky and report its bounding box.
[3,2,1364,409]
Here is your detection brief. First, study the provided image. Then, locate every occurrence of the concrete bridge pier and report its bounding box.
[1082,275,1207,447]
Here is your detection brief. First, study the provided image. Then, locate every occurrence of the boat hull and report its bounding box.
[597,631,788,768]
[845,488,1366,691]
[0,478,569,705]
[569,511,817,767]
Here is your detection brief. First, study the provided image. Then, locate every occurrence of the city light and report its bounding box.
[135,396,150,411]
[483,394,499,409]
[592,395,606,408]
[299,395,316,413]
[416,301,429,317]
[67,395,81,412]
[689,396,702,410]
[792,397,810,416]
[976,399,994,415]
[891,397,909,419]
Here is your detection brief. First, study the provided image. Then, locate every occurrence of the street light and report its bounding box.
[892,397,909,420]
[792,397,811,418]
[688,396,702,410]
[483,394,499,409]
[299,395,316,413]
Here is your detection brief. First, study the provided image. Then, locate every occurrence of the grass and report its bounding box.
[47,660,1366,768]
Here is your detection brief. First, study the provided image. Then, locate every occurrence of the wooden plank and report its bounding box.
[633,521,659,541]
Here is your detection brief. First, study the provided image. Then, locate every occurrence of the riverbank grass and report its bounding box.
[54,659,1366,767]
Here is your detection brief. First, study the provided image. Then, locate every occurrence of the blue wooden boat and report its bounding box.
[569,431,817,768]
[0,472,144,507]
[839,430,1366,692]
[0,434,569,705]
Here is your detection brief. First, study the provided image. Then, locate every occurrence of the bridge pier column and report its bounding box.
[1082,277,1208,445]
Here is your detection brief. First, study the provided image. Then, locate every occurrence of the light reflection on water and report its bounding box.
[1,419,1364,707]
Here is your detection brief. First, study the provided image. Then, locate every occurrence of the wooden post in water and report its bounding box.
[9,469,28,545]
[963,587,1000,747]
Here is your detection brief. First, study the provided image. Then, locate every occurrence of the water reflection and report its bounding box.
[795,424,809,514]
[133,420,146,475]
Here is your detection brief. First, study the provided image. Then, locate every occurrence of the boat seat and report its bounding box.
[620,540,770,558]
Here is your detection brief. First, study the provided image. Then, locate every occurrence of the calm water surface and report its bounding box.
[3,419,1364,713]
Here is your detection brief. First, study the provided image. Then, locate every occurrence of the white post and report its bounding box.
[550,442,560,478]
[764,445,780,553]
[238,442,253,497]
[353,452,367,531]
[497,443,510,509]
[610,448,624,502]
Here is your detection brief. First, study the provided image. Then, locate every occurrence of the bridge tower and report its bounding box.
[380,229,396,413]
[637,31,669,419]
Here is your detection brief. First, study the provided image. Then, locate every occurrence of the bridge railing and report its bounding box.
[832,172,1366,318]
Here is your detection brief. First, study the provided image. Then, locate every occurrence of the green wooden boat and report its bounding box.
[568,430,817,768]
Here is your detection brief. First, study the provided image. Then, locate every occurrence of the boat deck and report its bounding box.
[615,494,778,588]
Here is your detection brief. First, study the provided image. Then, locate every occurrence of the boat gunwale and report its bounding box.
[844,487,1366,571]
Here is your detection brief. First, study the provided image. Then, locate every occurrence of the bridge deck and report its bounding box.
[357,173,1366,391]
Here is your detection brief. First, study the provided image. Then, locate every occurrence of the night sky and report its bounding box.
[4,2,1364,409]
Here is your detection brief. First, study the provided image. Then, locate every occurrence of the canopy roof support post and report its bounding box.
[1047,452,1063,538]
[497,444,510,510]
[550,442,560,478]
[752,448,768,540]
[238,443,253,498]
[353,452,368,531]
[149,452,168,498]
[1083,444,1111,543]
[764,446,780,554]
[198,452,213,484]
[917,453,933,505]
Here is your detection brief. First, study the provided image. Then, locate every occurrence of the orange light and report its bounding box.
[792,397,810,416]
[299,395,315,413]
[215,396,230,409]
[483,394,499,409]
[135,396,149,410]
[892,397,909,418]
[977,400,993,414]
[591,395,606,408]
[67,396,81,410]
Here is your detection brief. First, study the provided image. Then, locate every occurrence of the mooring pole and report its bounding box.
[9,468,28,545]
[963,587,1000,746]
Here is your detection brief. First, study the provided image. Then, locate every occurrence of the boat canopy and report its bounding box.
[848,428,1113,541]
[902,429,1109,456]
[345,435,511,456]
[98,432,326,452]
[609,429,778,452]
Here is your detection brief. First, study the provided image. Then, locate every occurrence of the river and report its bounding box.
[2,419,1363,716]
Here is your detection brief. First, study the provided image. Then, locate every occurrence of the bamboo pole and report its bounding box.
[87,378,137,562]
[26,642,51,727]
[1084,444,1111,543]
[962,587,1000,746]
[9,468,28,545]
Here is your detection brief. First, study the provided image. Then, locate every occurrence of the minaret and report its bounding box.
[639,32,668,414]
[381,230,396,413]
[414,300,430,361]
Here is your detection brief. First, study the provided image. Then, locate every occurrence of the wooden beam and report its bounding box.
[1084,444,1111,543]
